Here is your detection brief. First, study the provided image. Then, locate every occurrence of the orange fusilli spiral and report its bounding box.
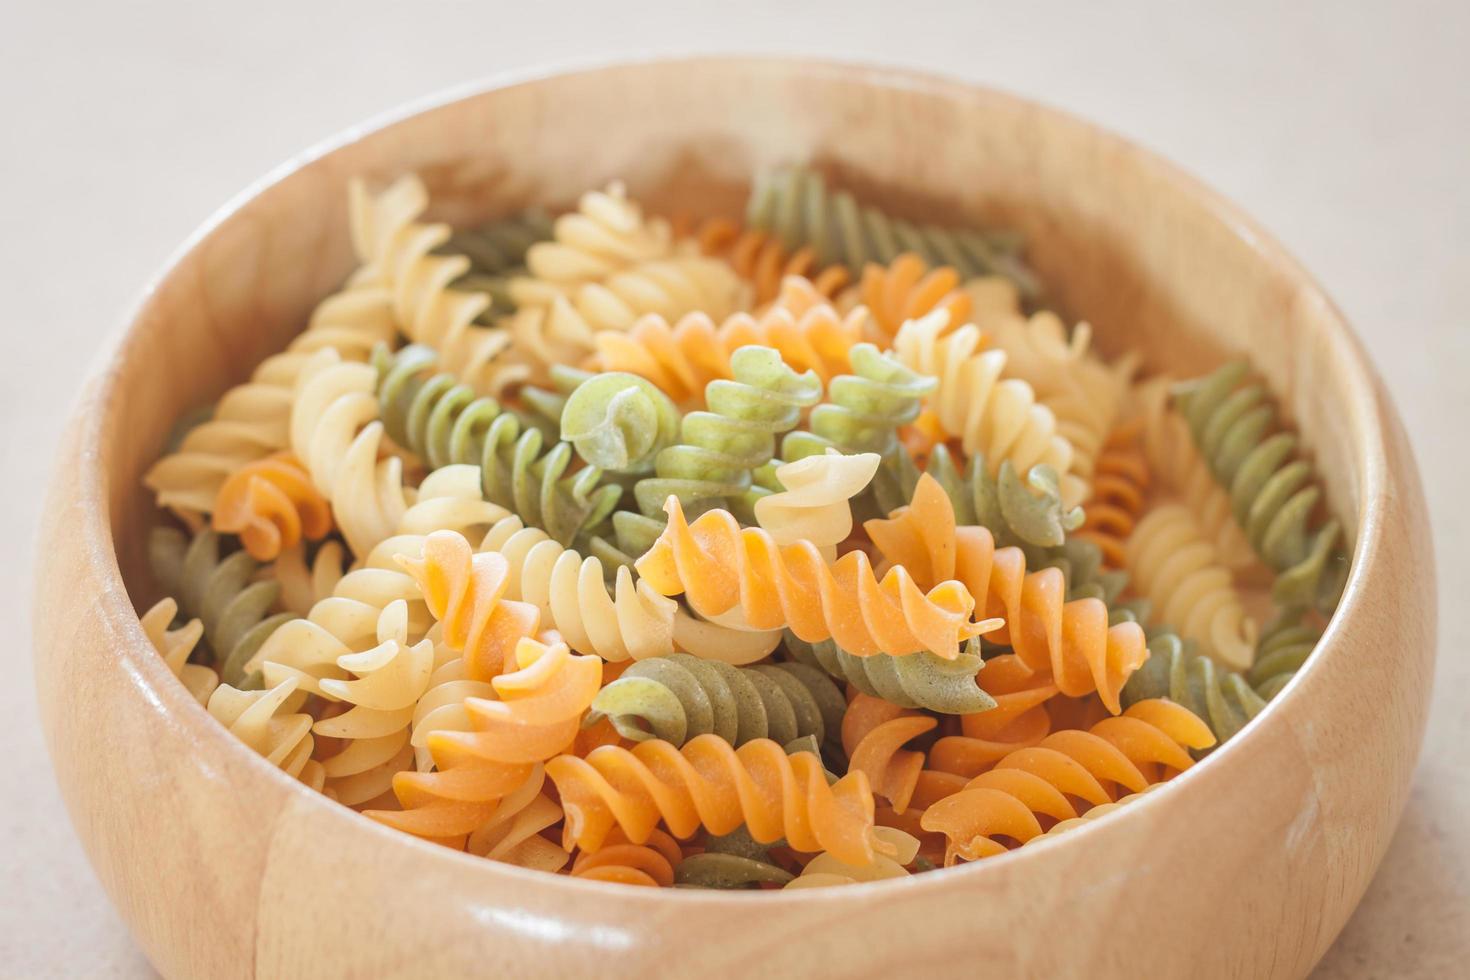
[570,828,684,887]
[398,529,545,681]
[1072,421,1151,569]
[920,699,1214,863]
[841,693,938,816]
[696,218,851,305]
[635,496,992,660]
[592,275,867,403]
[851,252,971,346]
[546,734,881,866]
[211,453,332,561]
[866,474,1148,711]
[927,653,1059,778]
[365,636,602,845]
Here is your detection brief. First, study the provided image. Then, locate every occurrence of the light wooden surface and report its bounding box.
[4,3,1466,978]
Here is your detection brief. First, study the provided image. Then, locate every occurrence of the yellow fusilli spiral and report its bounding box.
[348,174,514,393]
[515,181,672,297]
[507,256,743,381]
[263,599,430,806]
[1124,503,1258,671]
[289,348,409,557]
[984,312,1138,495]
[269,540,348,617]
[636,496,991,660]
[144,287,397,517]
[752,449,881,559]
[546,735,881,866]
[206,675,324,790]
[891,309,1085,507]
[139,597,219,705]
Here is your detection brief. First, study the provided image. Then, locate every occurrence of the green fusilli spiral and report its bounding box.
[1120,629,1266,747]
[615,345,821,555]
[887,444,1083,550]
[784,633,995,715]
[588,654,845,751]
[746,165,1040,300]
[438,207,554,319]
[149,526,294,688]
[1174,361,1349,613]
[674,827,794,889]
[1248,609,1322,700]
[558,372,680,473]
[373,343,622,546]
[784,343,931,462]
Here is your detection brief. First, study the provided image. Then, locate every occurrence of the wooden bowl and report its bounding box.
[34,58,1435,979]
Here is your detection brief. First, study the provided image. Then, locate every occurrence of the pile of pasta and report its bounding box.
[140,166,1349,886]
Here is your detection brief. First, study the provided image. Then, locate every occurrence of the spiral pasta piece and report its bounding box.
[927,654,1060,778]
[752,449,880,556]
[474,518,678,664]
[149,527,296,687]
[1131,376,1257,571]
[269,540,348,617]
[206,675,320,785]
[366,636,602,846]
[637,495,990,660]
[866,474,1147,711]
[546,734,880,865]
[348,174,518,393]
[783,343,932,464]
[1121,632,1266,745]
[468,776,572,872]
[440,207,553,284]
[983,312,1137,490]
[289,348,410,558]
[143,286,398,517]
[694,217,851,305]
[892,309,1086,507]
[851,252,972,347]
[558,371,681,472]
[1248,609,1323,701]
[590,655,845,750]
[784,826,920,889]
[140,597,219,705]
[211,453,332,562]
[842,693,937,815]
[1125,503,1258,671]
[508,256,743,381]
[615,345,823,556]
[1073,422,1150,569]
[920,699,1214,863]
[571,828,683,887]
[592,276,867,404]
[893,444,1083,551]
[516,181,672,295]
[1174,361,1349,612]
[784,633,994,716]
[746,166,1039,299]
[263,599,430,805]
[246,467,509,689]
[373,343,622,546]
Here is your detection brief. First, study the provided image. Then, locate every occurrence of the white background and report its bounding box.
[2,1,1466,976]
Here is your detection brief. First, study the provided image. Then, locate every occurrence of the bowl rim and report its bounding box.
[68,53,1388,903]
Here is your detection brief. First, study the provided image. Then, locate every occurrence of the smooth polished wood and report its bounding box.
[32,58,1435,979]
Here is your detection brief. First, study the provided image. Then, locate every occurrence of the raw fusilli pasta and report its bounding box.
[637,495,992,659]
[784,633,994,715]
[891,309,1086,507]
[588,654,845,749]
[140,597,219,705]
[1174,361,1349,612]
[867,474,1147,711]
[1124,502,1258,671]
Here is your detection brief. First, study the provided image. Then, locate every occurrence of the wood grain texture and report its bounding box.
[31,58,1435,979]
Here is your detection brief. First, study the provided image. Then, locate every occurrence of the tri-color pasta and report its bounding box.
[134,165,1348,888]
